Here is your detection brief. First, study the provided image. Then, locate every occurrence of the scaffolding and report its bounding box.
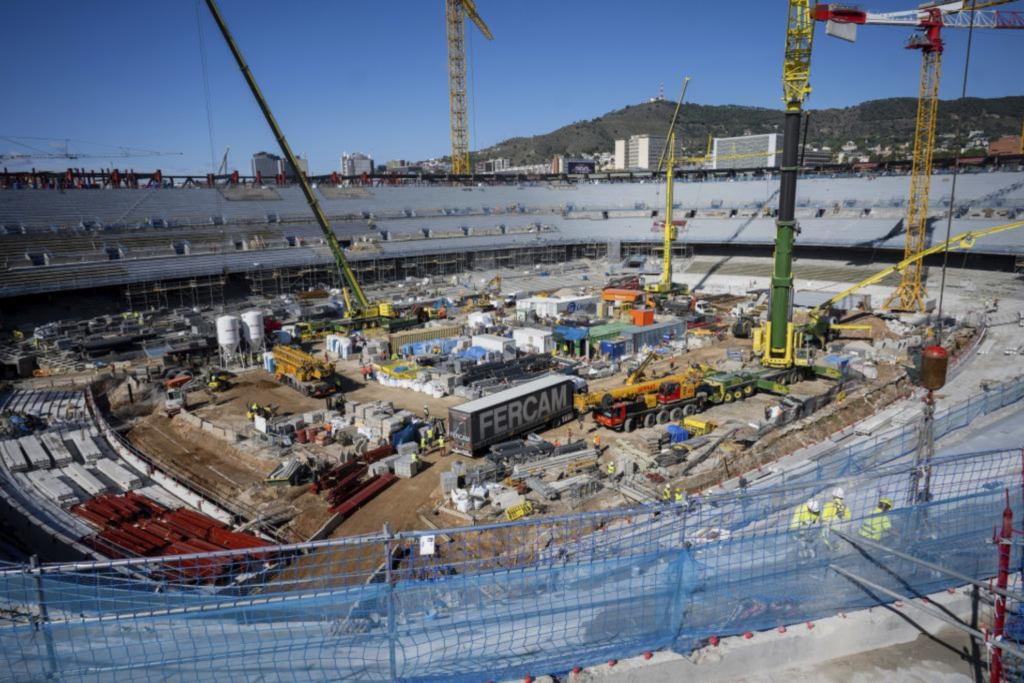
[124,274,226,311]
[245,262,342,298]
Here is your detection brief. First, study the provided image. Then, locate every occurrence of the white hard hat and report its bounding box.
[832,487,845,499]
[807,499,821,514]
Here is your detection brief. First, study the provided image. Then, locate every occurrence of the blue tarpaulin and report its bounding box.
[390,422,421,448]
[554,326,589,341]
[665,425,690,443]
[459,346,489,360]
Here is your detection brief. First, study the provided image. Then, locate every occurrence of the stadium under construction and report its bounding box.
[2,1,1024,682]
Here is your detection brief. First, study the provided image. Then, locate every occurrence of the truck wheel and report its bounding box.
[790,370,802,385]
[624,418,636,433]
[724,392,733,403]
[682,403,697,417]
[644,414,657,429]
[657,410,671,425]
[744,385,754,396]
[733,389,745,402]
[670,407,684,421]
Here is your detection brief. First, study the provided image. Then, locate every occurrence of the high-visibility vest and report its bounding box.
[606,462,615,474]
[674,491,684,503]
[859,508,892,541]
[822,500,851,525]
[790,506,821,530]
[438,437,445,448]
[662,488,672,500]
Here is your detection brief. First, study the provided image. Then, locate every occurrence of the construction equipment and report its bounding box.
[594,376,705,432]
[573,369,703,414]
[683,417,716,437]
[203,0,393,324]
[271,345,341,397]
[746,219,1024,359]
[445,0,494,175]
[0,137,181,161]
[246,403,275,421]
[626,350,661,385]
[217,145,230,175]
[814,1,1024,312]
[752,0,816,372]
[646,76,691,296]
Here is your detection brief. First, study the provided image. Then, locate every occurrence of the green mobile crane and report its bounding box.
[204,0,393,324]
[750,0,816,370]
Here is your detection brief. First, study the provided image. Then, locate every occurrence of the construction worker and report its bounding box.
[674,488,684,504]
[790,499,822,530]
[606,461,616,477]
[859,497,897,541]
[438,435,446,456]
[822,487,851,527]
[410,451,418,463]
[419,433,427,453]
[423,405,430,420]
[593,435,602,453]
[791,499,823,559]
[662,485,672,502]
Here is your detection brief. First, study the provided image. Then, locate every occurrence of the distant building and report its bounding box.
[252,151,307,179]
[341,152,374,176]
[989,136,1022,156]
[614,140,627,170]
[251,151,281,179]
[386,159,409,170]
[475,158,510,174]
[801,148,833,166]
[612,135,682,171]
[712,133,782,170]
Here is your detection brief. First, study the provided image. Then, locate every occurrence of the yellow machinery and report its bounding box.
[646,76,690,295]
[626,350,661,385]
[445,0,493,175]
[813,1,1023,312]
[753,219,1024,360]
[272,346,330,383]
[574,369,702,413]
[204,0,393,323]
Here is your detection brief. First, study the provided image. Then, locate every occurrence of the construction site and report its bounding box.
[2,1,1024,681]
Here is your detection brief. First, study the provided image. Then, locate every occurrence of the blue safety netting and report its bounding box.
[0,375,1022,682]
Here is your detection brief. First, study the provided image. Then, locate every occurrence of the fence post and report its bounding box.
[383,523,398,683]
[991,491,1013,683]
[29,555,58,679]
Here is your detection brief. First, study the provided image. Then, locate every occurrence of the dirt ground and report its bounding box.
[127,413,333,542]
[190,370,332,437]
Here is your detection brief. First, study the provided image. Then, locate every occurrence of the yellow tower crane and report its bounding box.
[445,0,493,176]
[814,1,1024,312]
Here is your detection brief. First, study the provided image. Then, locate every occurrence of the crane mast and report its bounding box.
[757,0,815,369]
[203,0,383,317]
[446,0,492,175]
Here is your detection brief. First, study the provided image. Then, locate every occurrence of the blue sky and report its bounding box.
[1,1,1020,174]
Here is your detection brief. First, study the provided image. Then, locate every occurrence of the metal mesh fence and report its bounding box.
[1,376,1023,682]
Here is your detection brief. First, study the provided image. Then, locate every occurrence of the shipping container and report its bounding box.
[448,375,576,456]
[388,324,464,351]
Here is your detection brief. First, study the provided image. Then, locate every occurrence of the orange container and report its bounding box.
[631,309,655,326]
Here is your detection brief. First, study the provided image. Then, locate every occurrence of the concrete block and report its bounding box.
[492,491,525,511]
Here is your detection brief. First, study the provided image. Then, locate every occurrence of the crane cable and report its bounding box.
[935,1,978,340]
[195,0,218,175]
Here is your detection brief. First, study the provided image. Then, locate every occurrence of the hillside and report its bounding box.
[475,96,1024,165]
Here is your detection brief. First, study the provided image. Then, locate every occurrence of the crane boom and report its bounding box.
[203,0,371,311]
[807,219,1024,322]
